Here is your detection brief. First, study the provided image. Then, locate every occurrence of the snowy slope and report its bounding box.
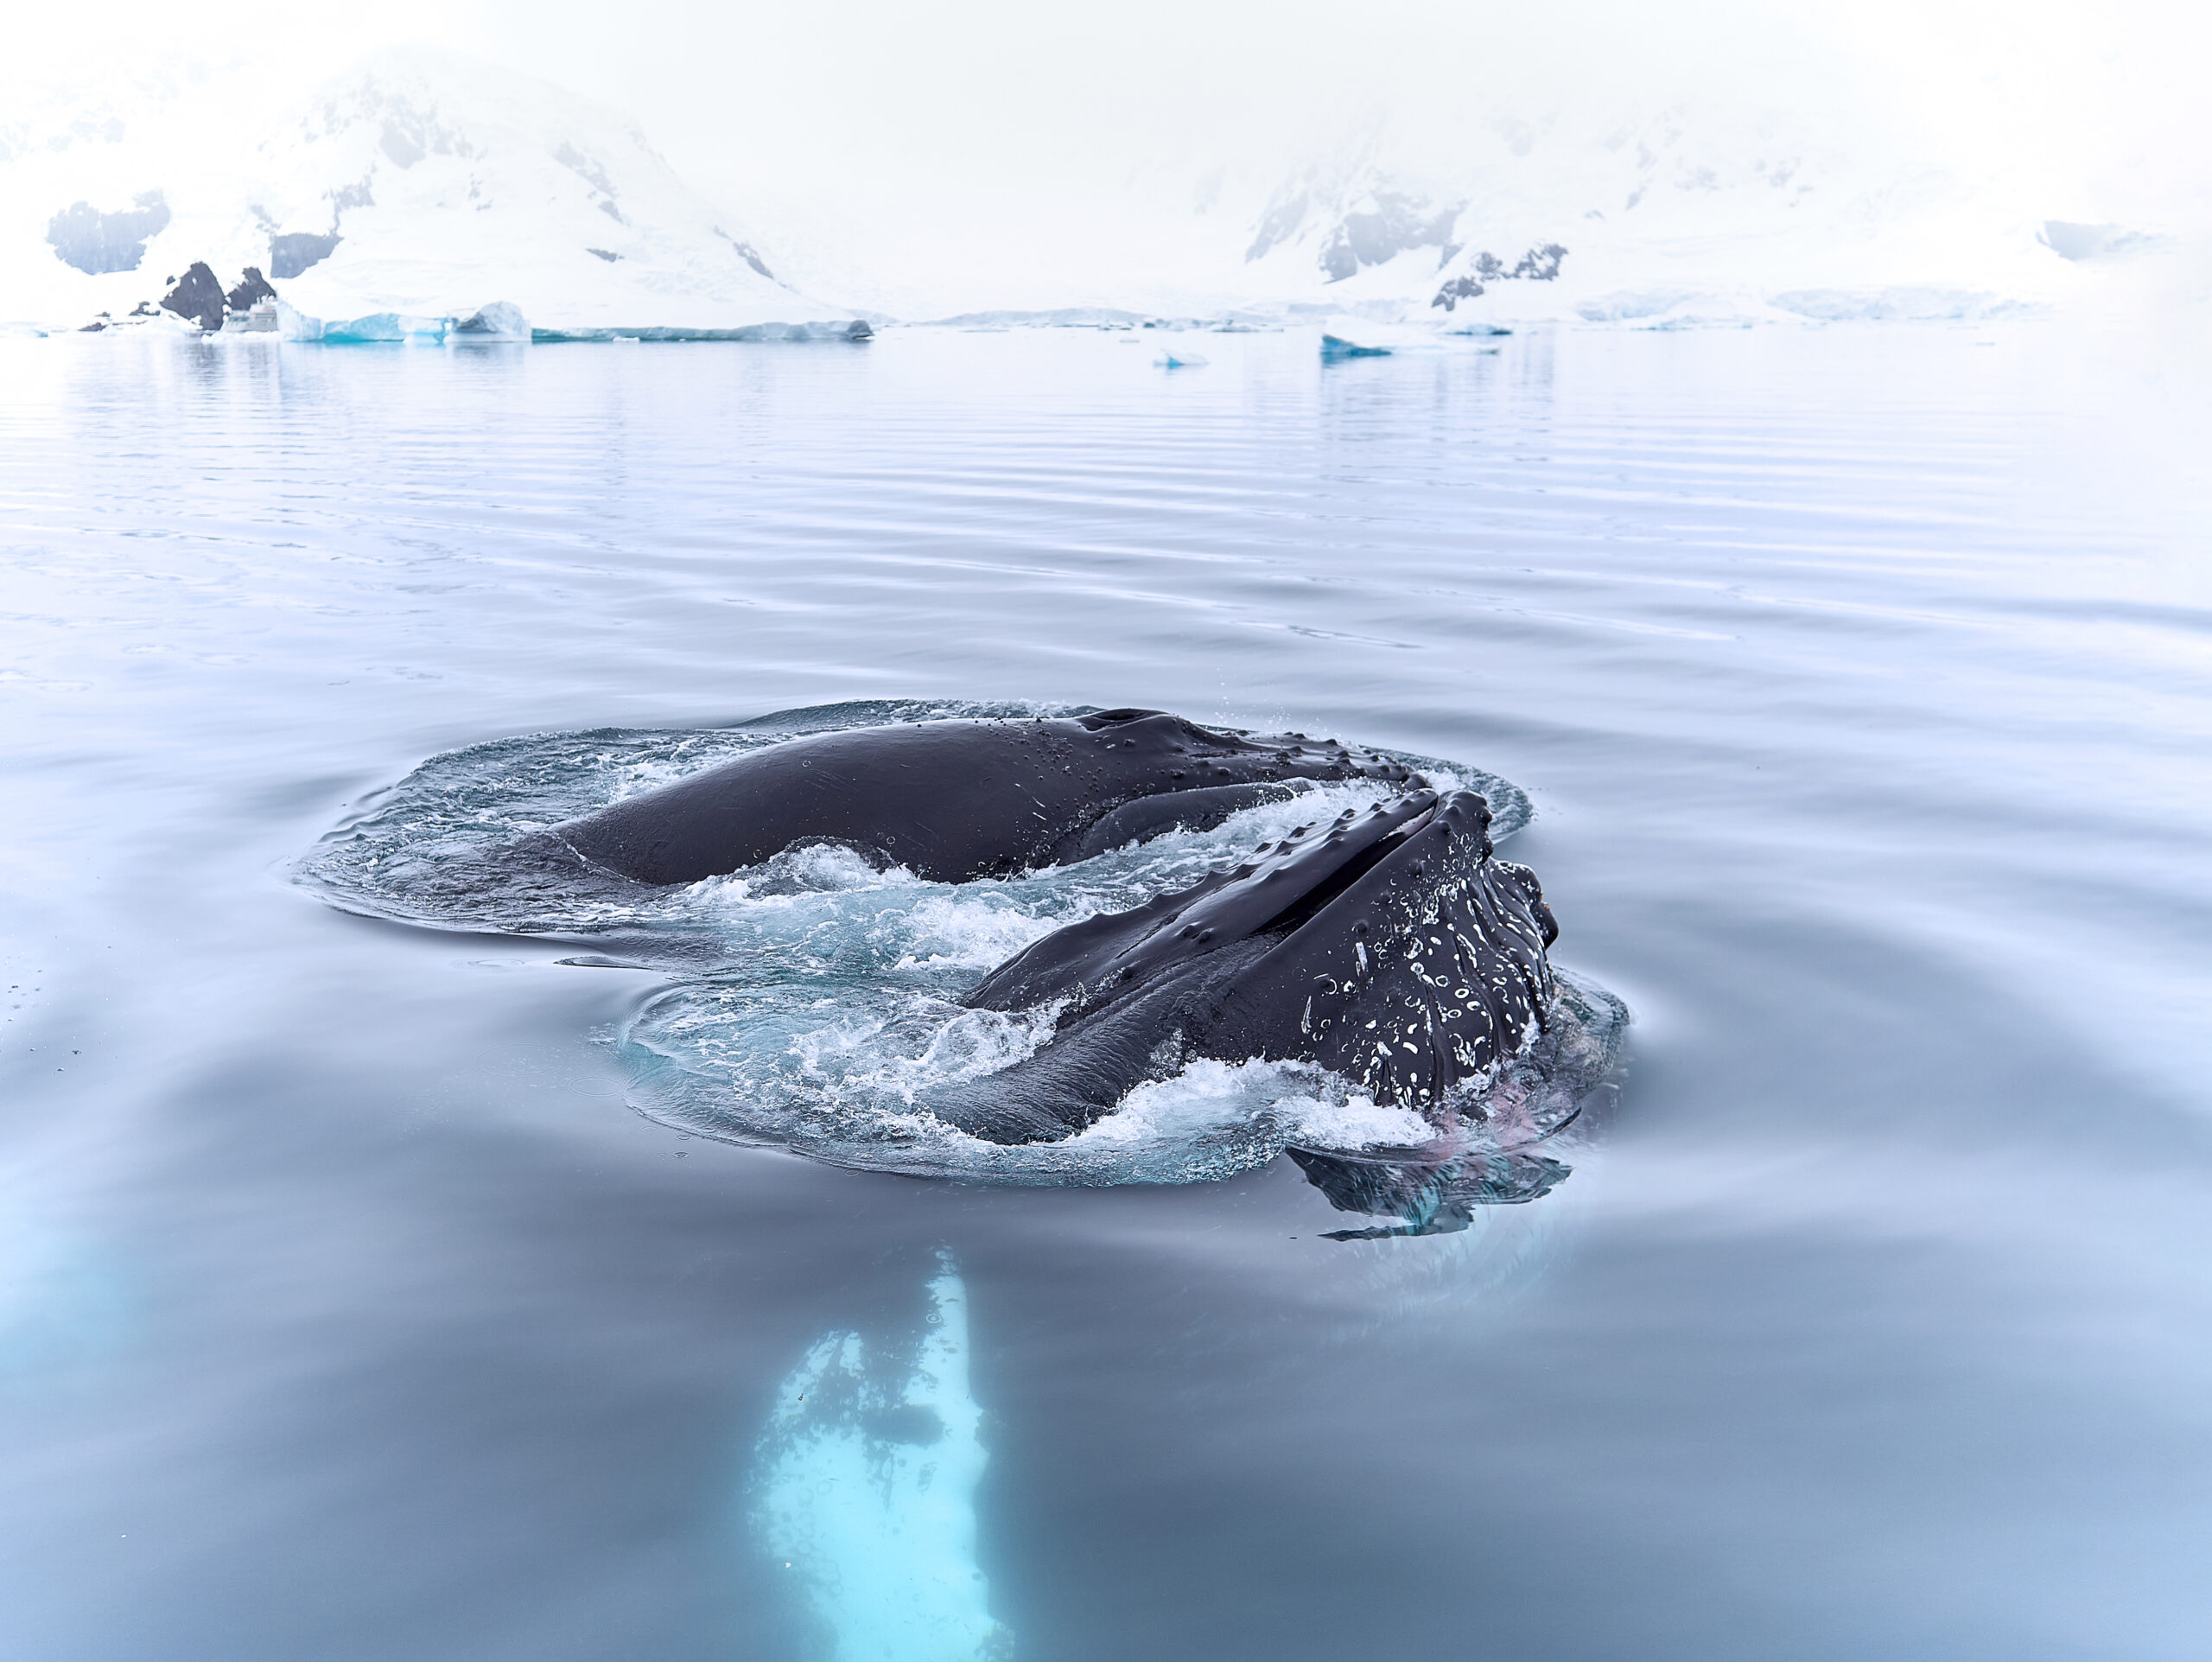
[1217,105,2101,328]
[2,43,2186,334]
[728,71,2189,329]
[0,48,836,331]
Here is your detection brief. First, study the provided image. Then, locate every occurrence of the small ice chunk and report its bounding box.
[1320,333,1390,360]
[1154,349,1208,368]
[2039,220,2154,262]
[452,302,531,341]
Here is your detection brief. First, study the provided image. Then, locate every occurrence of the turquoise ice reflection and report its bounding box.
[752,1252,1011,1662]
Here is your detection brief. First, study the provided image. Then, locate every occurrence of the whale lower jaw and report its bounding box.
[931,789,1560,1144]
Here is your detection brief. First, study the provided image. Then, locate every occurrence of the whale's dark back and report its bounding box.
[532,710,1409,885]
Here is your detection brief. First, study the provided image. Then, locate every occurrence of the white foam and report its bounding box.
[893,891,1071,971]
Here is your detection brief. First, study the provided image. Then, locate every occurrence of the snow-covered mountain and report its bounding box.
[0,48,837,331]
[975,99,2152,328]
[728,72,2183,328]
[0,42,2183,334]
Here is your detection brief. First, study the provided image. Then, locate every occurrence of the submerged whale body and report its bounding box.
[524,708,1417,886]
[930,788,1560,1145]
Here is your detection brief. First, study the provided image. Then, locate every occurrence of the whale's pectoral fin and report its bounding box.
[1070,782,1298,861]
[1287,1143,1570,1239]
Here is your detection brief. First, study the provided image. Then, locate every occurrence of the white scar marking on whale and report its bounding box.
[751,1252,1011,1662]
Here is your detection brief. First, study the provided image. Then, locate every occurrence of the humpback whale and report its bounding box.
[521,709,1417,886]
[302,703,1612,1230]
[930,788,1559,1145]
[495,707,1563,1156]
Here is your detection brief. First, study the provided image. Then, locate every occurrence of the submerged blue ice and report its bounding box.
[751,1253,1010,1662]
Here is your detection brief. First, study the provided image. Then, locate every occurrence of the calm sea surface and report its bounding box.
[1,323,2207,1660]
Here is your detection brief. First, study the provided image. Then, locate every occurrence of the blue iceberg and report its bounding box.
[320,312,451,345]
[1320,333,1391,360]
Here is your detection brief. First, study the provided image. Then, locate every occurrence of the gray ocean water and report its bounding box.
[1,322,2208,1661]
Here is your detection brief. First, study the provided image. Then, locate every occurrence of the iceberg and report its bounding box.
[529,320,872,343]
[1320,332,1391,360]
[276,302,324,342]
[319,312,451,345]
[750,1253,1009,1662]
[926,307,1147,328]
[2038,221,2158,263]
[451,302,531,341]
[1154,348,1208,367]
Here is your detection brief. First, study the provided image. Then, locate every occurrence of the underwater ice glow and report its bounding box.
[751,1254,1009,1662]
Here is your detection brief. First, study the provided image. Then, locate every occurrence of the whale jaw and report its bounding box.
[936,789,1560,1143]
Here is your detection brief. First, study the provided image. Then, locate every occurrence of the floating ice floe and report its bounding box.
[1768,287,2037,324]
[1153,347,1208,368]
[278,302,532,344]
[315,312,455,345]
[529,319,873,343]
[1320,332,1391,360]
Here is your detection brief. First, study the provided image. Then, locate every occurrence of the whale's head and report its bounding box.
[967,787,1558,1118]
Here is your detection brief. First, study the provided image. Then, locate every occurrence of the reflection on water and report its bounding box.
[752,1252,1010,1662]
[0,1202,129,1385]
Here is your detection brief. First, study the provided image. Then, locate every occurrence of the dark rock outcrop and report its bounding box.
[268,232,340,279]
[1318,192,1463,283]
[224,267,277,312]
[1432,276,1484,311]
[1433,244,1569,310]
[1507,243,1567,280]
[47,192,172,275]
[161,263,228,331]
[715,230,775,280]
